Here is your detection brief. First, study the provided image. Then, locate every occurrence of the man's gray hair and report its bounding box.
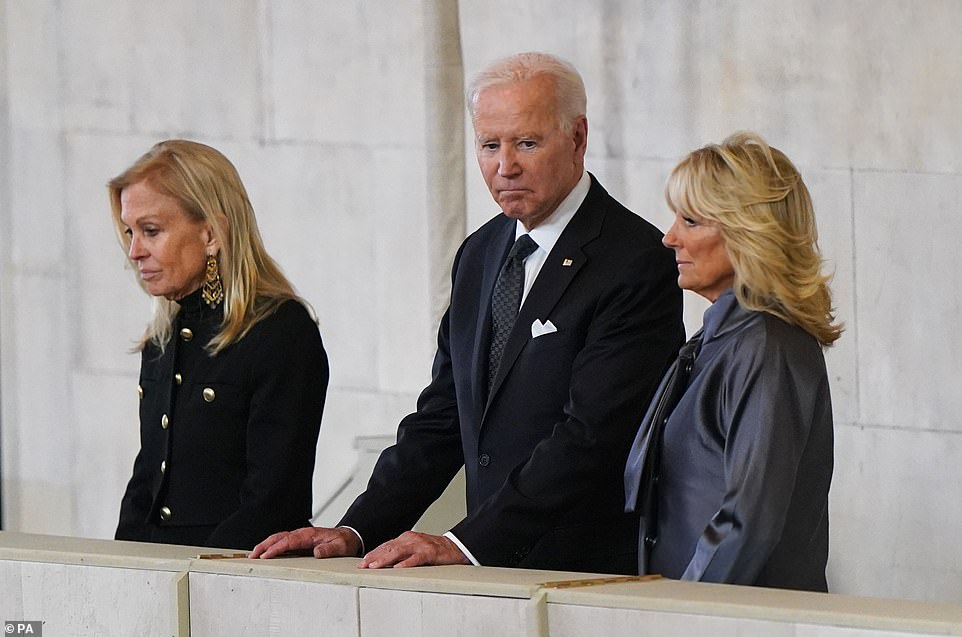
[466,52,587,133]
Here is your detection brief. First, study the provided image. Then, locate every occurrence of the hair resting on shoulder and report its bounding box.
[466,51,586,134]
[108,139,308,355]
[665,131,843,347]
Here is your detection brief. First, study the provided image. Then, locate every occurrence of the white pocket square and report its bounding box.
[531,319,558,339]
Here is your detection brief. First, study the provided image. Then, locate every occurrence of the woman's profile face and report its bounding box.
[662,209,735,302]
[120,180,214,301]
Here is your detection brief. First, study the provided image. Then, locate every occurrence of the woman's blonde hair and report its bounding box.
[109,139,306,354]
[666,131,842,347]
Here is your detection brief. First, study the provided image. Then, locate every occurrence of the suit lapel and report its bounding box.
[484,178,607,412]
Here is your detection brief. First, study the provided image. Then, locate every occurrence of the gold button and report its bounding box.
[202,387,216,402]
[160,460,167,474]
[174,373,183,385]
[180,328,193,342]
[137,384,144,400]
[161,414,169,429]
[159,506,172,521]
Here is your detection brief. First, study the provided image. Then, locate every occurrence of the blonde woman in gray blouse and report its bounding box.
[625,131,842,591]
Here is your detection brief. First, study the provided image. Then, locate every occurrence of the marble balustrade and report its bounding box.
[2,532,960,637]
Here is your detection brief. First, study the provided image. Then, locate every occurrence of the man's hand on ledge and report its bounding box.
[359,531,471,569]
[250,526,361,560]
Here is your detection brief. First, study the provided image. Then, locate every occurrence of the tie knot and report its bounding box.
[508,234,538,262]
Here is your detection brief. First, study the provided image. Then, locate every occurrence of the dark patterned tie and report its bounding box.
[488,234,539,391]
[623,332,703,569]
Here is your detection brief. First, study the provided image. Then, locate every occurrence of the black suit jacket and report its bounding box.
[116,292,328,550]
[341,176,684,573]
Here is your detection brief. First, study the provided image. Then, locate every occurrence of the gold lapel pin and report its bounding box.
[562,258,573,267]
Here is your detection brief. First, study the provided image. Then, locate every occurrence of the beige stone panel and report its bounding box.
[69,372,140,540]
[310,388,419,525]
[550,604,943,637]
[546,578,962,634]
[7,129,65,270]
[6,561,185,637]
[549,604,795,637]
[573,5,702,164]
[587,156,676,231]
[459,2,696,164]
[838,0,962,174]
[423,0,467,340]
[232,142,380,389]
[829,423,962,603]
[59,2,261,136]
[0,564,24,618]
[5,0,60,130]
[360,587,530,637]
[413,465,466,535]
[459,2,584,78]
[0,482,73,538]
[125,2,261,137]
[2,274,74,534]
[853,171,962,431]
[372,149,434,394]
[605,2,865,166]
[189,572,358,637]
[796,627,941,637]
[58,2,134,132]
[805,168,857,425]
[64,132,159,373]
[461,1,962,174]
[607,1,962,173]
[268,1,426,145]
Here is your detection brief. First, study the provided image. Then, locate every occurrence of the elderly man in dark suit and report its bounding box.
[252,52,683,574]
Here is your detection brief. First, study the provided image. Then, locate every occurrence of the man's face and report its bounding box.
[473,75,587,231]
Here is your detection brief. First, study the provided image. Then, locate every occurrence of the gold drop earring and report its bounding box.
[201,253,224,308]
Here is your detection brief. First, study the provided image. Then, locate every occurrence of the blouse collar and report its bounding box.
[701,288,739,345]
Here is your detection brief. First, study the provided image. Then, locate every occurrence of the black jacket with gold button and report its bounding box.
[115,289,328,550]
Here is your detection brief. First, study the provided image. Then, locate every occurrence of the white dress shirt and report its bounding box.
[518,170,590,307]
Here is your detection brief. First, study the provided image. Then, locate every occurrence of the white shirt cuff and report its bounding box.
[338,526,365,556]
[444,531,481,566]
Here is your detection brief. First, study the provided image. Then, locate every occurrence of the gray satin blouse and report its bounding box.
[647,289,833,591]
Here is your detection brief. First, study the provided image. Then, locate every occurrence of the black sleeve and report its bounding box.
[205,302,329,550]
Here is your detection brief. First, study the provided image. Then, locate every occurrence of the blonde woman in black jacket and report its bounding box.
[111,140,328,550]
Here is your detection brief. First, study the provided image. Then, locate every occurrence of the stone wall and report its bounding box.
[1,0,960,603]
